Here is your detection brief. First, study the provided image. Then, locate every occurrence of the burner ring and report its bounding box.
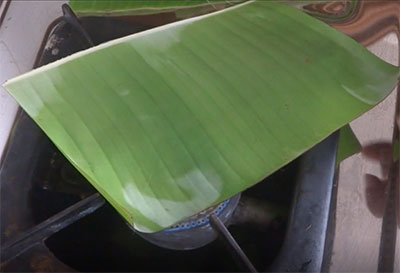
[134,194,241,250]
[164,199,230,232]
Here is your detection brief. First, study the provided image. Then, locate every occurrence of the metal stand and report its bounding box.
[210,214,258,272]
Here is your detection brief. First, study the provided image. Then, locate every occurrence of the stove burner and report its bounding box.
[0,3,341,272]
[165,199,230,232]
[136,194,241,250]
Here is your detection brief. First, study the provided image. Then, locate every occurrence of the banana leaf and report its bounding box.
[69,0,242,16]
[337,124,361,163]
[70,0,363,162]
[3,1,399,232]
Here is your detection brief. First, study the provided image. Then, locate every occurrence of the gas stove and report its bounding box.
[0,73,337,271]
[2,1,396,272]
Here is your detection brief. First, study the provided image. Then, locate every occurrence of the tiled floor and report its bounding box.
[330,32,399,272]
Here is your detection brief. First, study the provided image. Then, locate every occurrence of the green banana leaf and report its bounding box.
[70,0,363,162]
[69,0,242,16]
[3,1,399,232]
[337,124,361,163]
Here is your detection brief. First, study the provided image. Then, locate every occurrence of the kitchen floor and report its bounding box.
[330,32,399,272]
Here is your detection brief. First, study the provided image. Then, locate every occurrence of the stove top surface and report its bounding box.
[0,4,340,272]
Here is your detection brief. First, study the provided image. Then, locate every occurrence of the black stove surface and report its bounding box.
[0,5,338,272]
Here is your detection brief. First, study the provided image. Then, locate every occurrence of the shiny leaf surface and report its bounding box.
[4,1,399,232]
[69,0,241,16]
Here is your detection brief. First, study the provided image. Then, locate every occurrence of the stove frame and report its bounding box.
[0,5,339,272]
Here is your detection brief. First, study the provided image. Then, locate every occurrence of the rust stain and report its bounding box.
[3,222,19,238]
[30,254,54,273]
